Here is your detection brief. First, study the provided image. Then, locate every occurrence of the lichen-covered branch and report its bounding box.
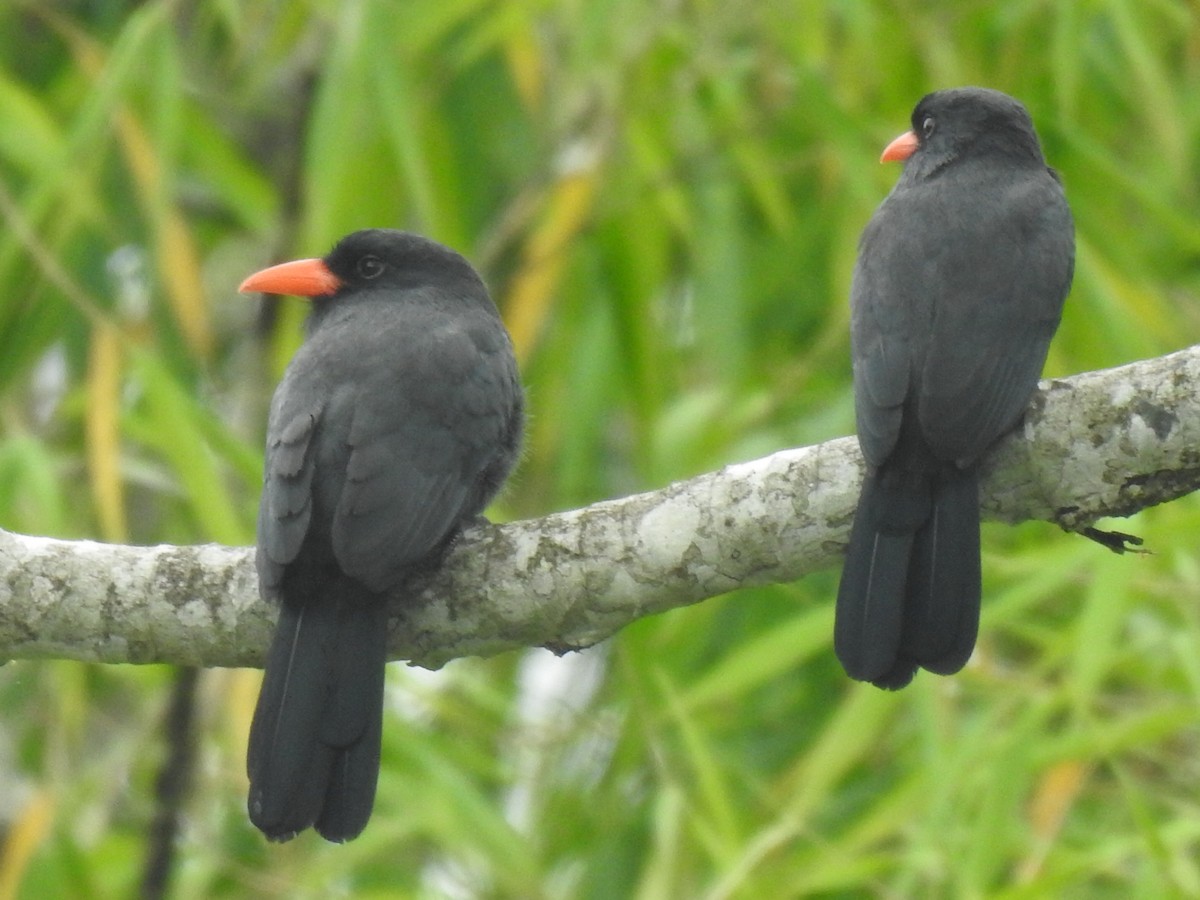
[2,347,1198,669]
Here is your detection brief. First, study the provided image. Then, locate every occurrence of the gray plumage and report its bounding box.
[835,88,1074,689]
[248,230,523,840]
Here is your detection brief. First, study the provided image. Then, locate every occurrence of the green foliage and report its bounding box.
[0,0,1198,896]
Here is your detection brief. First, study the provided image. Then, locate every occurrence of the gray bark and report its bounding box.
[1,347,1196,669]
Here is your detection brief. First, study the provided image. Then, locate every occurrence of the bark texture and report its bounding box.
[1,349,1197,669]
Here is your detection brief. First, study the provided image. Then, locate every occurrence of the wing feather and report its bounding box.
[331,319,519,591]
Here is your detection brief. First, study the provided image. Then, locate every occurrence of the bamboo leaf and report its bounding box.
[85,323,126,541]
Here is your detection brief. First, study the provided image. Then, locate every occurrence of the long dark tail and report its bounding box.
[834,467,981,690]
[247,574,389,842]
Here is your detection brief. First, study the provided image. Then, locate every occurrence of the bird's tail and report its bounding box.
[247,575,388,842]
[834,467,980,689]
[901,471,980,675]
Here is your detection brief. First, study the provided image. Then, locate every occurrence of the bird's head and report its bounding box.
[239,229,487,305]
[880,87,1045,178]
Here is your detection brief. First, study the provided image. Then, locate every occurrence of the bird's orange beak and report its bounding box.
[880,130,919,163]
[239,258,343,297]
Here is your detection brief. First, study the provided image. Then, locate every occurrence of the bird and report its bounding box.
[240,229,524,841]
[834,87,1074,690]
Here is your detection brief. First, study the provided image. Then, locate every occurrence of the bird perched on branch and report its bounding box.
[240,229,524,840]
[835,88,1074,689]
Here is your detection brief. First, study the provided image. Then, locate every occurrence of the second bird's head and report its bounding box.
[879,86,1047,179]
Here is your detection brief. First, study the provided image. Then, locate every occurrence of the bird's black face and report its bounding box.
[239,229,494,326]
[322,229,484,297]
[905,87,1043,176]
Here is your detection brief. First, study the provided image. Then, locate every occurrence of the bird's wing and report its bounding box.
[852,170,1073,468]
[256,397,324,596]
[331,317,518,592]
[849,206,919,468]
[917,174,1074,463]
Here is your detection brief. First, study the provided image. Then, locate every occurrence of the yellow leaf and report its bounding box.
[504,157,599,363]
[1017,759,1091,882]
[115,108,214,359]
[43,10,213,359]
[87,324,127,542]
[504,26,543,114]
[0,790,55,900]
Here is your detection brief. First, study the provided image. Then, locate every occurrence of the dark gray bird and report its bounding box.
[835,88,1074,689]
[240,229,524,840]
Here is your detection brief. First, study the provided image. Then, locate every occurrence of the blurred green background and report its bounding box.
[0,1,1198,897]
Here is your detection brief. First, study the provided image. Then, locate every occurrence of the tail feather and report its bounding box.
[834,470,923,684]
[248,574,388,842]
[247,599,338,836]
[316,592,388,842]
[902,472,981,674]
[316,703,384,841]
[834,511,911,681]
[835,467,981,689]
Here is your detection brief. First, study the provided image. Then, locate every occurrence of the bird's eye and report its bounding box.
[356,255,385,279]
[921,116,936,139]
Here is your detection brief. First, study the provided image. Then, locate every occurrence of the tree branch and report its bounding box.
[3,347,1198,669]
